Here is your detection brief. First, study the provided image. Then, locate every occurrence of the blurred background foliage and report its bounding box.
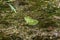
[0,0,60,40]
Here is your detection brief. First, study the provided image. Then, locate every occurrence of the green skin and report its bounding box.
[24,16,39,25]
